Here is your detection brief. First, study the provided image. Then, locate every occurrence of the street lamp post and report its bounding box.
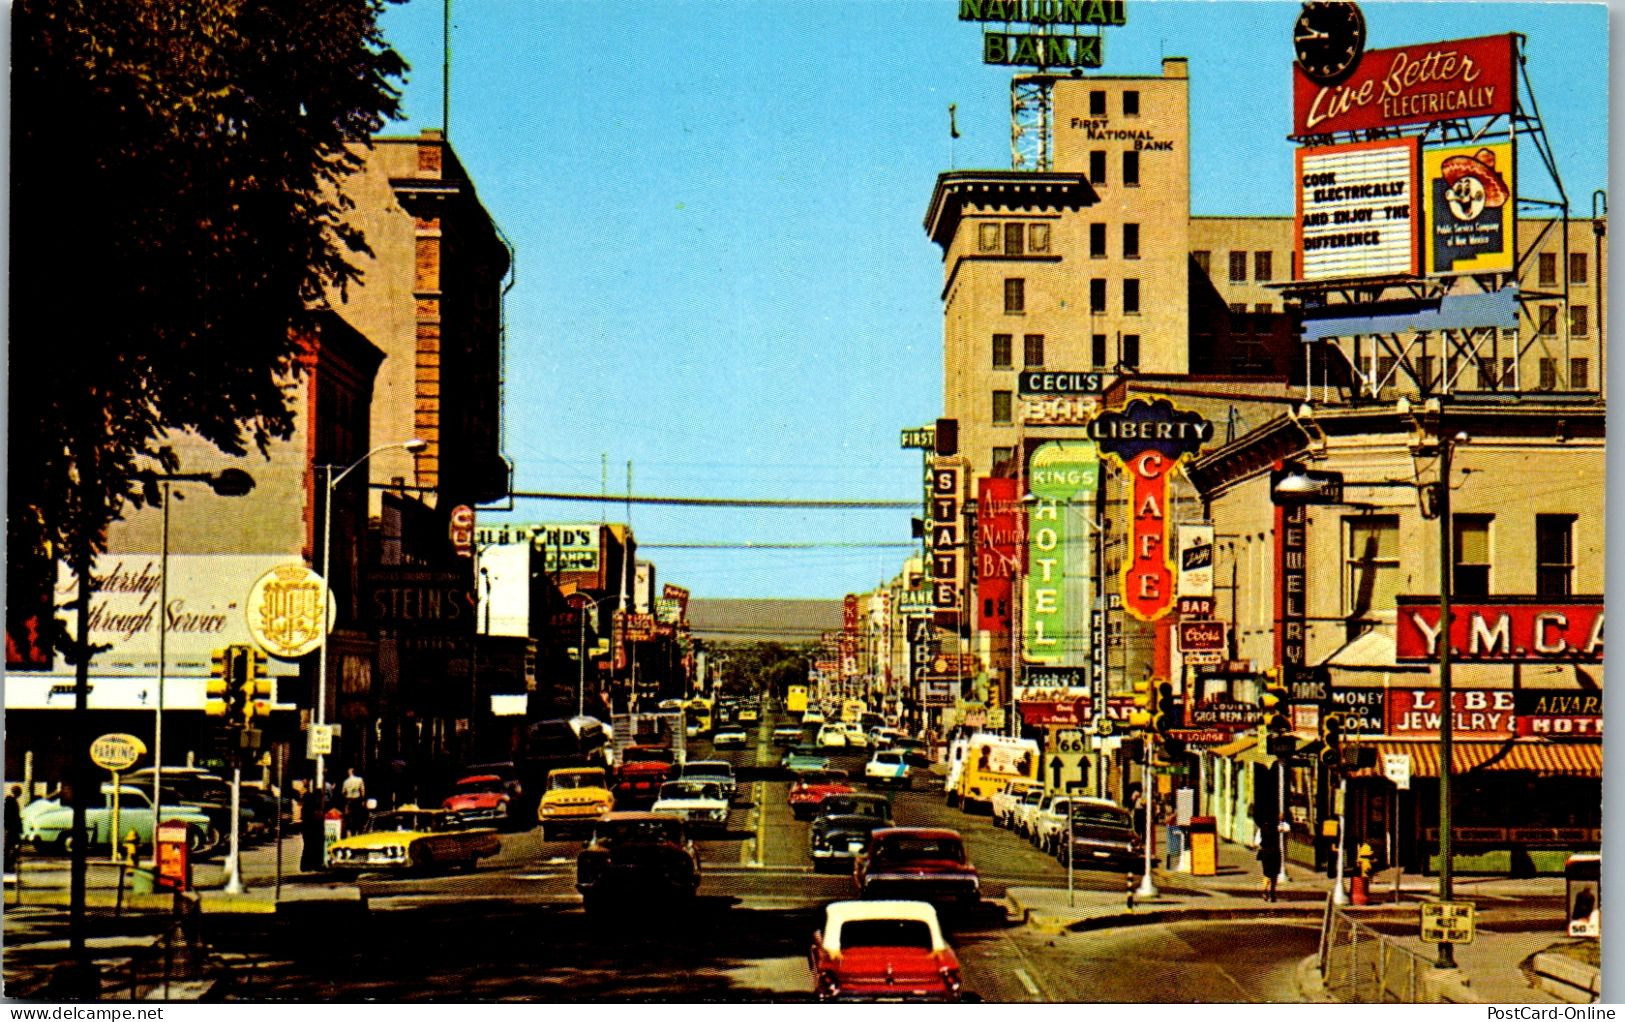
[1433,423,1468,970]
[315,440,427,797]
[574,593,613,718]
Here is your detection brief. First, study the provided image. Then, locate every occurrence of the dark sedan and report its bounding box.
[1056,799,1143,872]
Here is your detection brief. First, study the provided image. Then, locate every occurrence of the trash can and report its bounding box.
[1188,816,1217,876]
[1565,853,1600,938]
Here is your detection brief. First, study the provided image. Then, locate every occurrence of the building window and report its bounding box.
[1029,223,1051,254]
[1571,305,1588,336]
[992,333,1013,370]
[1344,515,1400,616]
[1090,89,1107,115]
[1122,150,1140,186]
[1418,355,1437,388]
[1571,357,1590,390]
[1570,252,1589,284]
[1229,251,1248,282]
[1477,359,1498,390]
[1123,223,1140,259]
[1023,334,1045,368]
[1193,250,1211,274]
[1091,334,1108,367]
[1539,252,1557,286]
[1538,357,1557,390]
[1539,305,1558,335]
[1090,223,1107,258]
[1254,251,1273,282]
[1123,90,1139,116]
[1228,302,1247,316]
[1536,514,1575,597]
[1255,303,1273,315]
[1452,514,1492,597]
[978,223,1000,253]
[1004,278,1025,314]
[1089,150,1106,185]
[1121,334,1140,369]
[993,446,1014,471]
[1501,357,1516,389]
[1376,355,1396,388]
[1123,278,1141,314]
[1004,222,1025,256]
[1090,278,1107,313]
[992,390,1013,425]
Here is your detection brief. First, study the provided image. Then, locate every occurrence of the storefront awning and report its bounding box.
[1236,736,1316,767]
[1211,735,1257,758]
[1350,740,1603,779]
[1319,628,1428,672]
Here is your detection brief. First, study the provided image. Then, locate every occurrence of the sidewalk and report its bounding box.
[1001,835,1580,1004]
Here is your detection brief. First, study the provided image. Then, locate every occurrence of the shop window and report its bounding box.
[1121,334,1140,369]
[1571,305,1588,336]
[978,223,1000,253]
[1453,514,1492,597]
[1193,250,1211,274]
[1090,223,1107,258]
[1570,252,1588,284]
[1122,150,1140,187]
[1344,515,1400,616]
[1090,278,1107,313]
[1029,223,1050,254]
[1254,251,1273,282]
[1570,357,1589,390]
[993,447,1014,471]
[992,333,1013,370]
[1539,252,1557,286]
[1023,334,1045,368]
[1004,278,1025,314]
[1004,222,1025,256]
[1123,90,1139,116]
[1123,278,1141,314]
[1091,334,1107,367]
[992,390,1013,425]
[1229,251,1248,282]
[1123,223,1140,259]
[1090,89,1106,115]
[1536,514,1575,597]
[1089,150,1106,185]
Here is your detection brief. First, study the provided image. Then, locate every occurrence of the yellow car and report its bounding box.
[538,767,615,840]
[325,807,501,873]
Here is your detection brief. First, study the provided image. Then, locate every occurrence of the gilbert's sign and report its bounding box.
[472,523,601,572]
[1091,399,1212,621]
[959,0,1125,70]
[1292,34,1517,138]
[1395,597,1604,663]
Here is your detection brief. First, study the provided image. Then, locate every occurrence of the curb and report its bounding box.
[1010,899,1327,933]
[1295,953,1338,1002]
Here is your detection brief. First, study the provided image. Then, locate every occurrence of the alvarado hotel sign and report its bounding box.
[959,0,1126,70]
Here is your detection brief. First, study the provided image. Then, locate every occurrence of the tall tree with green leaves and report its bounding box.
[8,0,408,660]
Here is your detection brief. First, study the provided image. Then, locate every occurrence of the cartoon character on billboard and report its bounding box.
[1429,144,1513,274]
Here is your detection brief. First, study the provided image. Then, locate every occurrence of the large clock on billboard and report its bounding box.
[1293,2,1366,83]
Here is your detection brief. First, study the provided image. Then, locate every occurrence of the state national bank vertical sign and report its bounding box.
[1297,138,1420,281]
[1024,441,1098,665]
[1089,399,1213,621]
[977,477,1023,635]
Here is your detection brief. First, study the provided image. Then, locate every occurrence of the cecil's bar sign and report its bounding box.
[1395,597,1605,663]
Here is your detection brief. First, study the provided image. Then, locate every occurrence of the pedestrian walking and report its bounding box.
[341,767,368,834]
[5,784,23,874]
[299,782,327,872]
[1256,826,1281,902]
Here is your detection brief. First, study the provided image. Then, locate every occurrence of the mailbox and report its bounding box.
[1188,816,1217,876]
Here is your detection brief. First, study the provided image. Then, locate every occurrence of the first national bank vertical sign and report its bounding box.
[960,0,1126,70]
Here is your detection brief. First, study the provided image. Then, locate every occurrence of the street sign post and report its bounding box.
[1383,752,1412,790]
[1420,902,1476,944]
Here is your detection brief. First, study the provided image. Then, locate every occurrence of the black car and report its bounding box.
[1056,800,1143,872]
[808,793,894,873]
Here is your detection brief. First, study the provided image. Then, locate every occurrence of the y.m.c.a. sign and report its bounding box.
[1395,597,1604,663]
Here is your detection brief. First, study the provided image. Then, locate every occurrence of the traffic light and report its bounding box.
[1320,711,1347,767]
[206,647,233,718]
[243,647,274,721]
[1260,667,1290,736]
[223,645,250,723]
[1152,681,1180,735]
[1129,679,1152,728]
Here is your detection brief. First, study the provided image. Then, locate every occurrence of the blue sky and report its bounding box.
[374,0,1610,600]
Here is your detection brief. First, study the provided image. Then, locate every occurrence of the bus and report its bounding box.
[786,685,809,715]
[840,699,866,725]
[952,733,1041,813]
[686,697,714,737]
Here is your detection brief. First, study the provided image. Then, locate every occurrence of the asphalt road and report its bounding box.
[193,712,1317,1002]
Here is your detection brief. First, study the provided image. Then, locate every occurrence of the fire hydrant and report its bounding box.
[1351,842,1375,905]
[122,829,140,867]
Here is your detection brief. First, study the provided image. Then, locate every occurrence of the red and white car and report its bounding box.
[441,774,519,830]
[809,900,963,1002]
[788,769,855,820]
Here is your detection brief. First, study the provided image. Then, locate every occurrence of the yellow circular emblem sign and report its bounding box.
[246,563,334,659]
[90,733,147,771]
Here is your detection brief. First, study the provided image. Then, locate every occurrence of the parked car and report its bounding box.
[325,807,500,873]
[612,746,673,806]
[122,767,248,846]
[810,900,963,1002]
[576,811,700,913]
[863,750,912,789]
[679,760,737,803]
[538,767,614,840]
[782,745,832,776]
[788,770,855,820]
[1031,795,1082,855]
[772,724,805,747]
[854,828,980,908]
[441,774,520,830]
[712,726,749,748]
[1010,787,1047,838]
[991,779,1044,829]
[809,794,893,873]
[651,780,730,834]
[1056,799,1143,872]
[816,722,850,748]
[889,737,933,769]
[22,784,218,857]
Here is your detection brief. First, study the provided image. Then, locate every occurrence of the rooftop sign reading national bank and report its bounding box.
[959,0,1126,70]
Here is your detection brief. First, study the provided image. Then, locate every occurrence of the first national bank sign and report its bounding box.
[960,0,1126,70]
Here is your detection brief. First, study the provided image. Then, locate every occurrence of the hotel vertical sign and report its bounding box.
[1024,442,1098,665]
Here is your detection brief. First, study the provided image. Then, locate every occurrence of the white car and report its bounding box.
[863,750,911,789]
[680,760,737,803]
[842,728,870,749]
[803,709,826,725]
[1011,787,1047,837]
[713,726,748,748]
[1032,795,1082,854]
[816,724,849,747]
[991,779,1044,829]
[651,780,729,833]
